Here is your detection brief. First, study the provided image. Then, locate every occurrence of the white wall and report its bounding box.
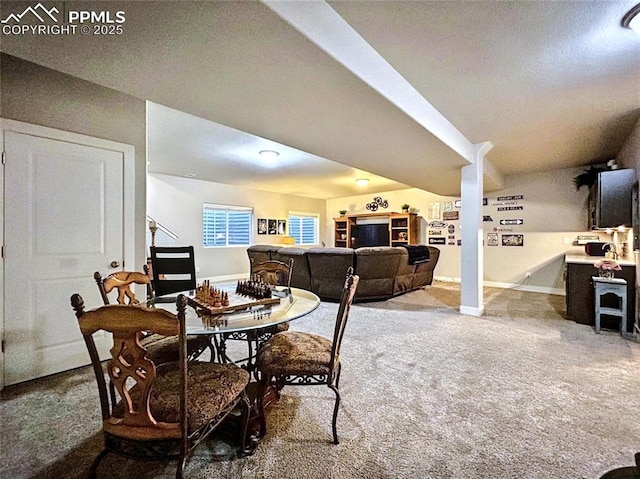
[327,167,611,294]
[148,174,326,279]
[616,116,640,181]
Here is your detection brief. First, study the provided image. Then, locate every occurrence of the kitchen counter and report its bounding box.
[564,254,636,332]
[565,254,636,266]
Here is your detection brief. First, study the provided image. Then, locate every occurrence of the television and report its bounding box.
[353,223,389,247]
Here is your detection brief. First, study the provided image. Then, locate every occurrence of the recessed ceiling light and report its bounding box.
[355,178,369,186]
[184,173,196,178]
[259,150,280,160]
[622,3,640,34]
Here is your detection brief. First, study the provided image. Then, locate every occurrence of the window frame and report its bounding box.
[202,203,253,248]
[288,211,320,246]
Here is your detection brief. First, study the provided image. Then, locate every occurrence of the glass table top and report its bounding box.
[146,284,320,335]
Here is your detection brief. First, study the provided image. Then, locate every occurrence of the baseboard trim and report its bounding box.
[459,305,485,317]
[433,276,565,296]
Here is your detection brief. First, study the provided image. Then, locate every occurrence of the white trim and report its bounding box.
[459,305,485,317]
[434,275,565,296]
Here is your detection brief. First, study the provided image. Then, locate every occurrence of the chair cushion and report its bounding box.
[257,331,333,376]
[112,362,249,433]
[141,334,209,364]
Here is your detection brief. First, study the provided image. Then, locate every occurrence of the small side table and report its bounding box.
[592,276,627,335]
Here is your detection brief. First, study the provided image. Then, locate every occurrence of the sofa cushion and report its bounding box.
[274,247,312,290]
[354,247,403,301]
[306,248,355,300]
[247,244,281,263]
[413,247,440,289]
[392,247,416,295]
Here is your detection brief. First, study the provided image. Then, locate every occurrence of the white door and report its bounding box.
[4,129,129,385]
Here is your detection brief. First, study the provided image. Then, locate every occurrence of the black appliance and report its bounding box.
[584,242,610,257]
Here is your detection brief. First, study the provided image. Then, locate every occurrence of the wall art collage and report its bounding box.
[427,194,525,247]
[257,218,287,235]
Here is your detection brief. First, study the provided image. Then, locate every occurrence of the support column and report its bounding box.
[459,142,493,316]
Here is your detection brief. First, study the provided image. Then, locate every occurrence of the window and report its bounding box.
[203,204,252,247]
[288,212,319,245]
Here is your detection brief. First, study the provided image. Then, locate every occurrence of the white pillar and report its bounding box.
[459,142,493,316]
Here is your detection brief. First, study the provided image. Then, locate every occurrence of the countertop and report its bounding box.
[565,254,636,267]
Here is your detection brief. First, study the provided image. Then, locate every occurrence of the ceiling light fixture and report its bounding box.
[622,3,640,34]
[259,150,280,160]
[355,178,369,186]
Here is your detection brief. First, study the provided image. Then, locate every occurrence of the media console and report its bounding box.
[333,212,419,248]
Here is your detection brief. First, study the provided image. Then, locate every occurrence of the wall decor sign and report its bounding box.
[257,218,267,235]
[428,202,441,220]
[500,219,523,226]
[365,196,388,212]
[447,224,455,234]
[483,215,493,222]
[428,230,442,235]
[268,219,277,235]
[487,233,499,246]
[457,239,462,246]
[447,239,456,245]
[277,219,287,235]
[428,221,447,228]
[443,211,459,221]
[497,195,523,201]
[497,206,523,211]
[429,237,446,245]
[454,198,487,207]
[502,234,524,246]
[447,235,455,240]
[492,201,520,207]
[442,201,453,212]
[493,226,513,232]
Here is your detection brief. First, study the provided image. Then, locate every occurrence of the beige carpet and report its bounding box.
[1,282,638,479]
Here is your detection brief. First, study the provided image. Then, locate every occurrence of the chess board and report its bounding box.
[186,291,280,315]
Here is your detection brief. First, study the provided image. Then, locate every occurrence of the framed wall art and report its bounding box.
[257,218,267,235]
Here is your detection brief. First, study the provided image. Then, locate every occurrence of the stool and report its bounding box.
[592,276,627,335]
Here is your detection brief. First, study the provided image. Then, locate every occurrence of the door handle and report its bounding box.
[110,261,120,268]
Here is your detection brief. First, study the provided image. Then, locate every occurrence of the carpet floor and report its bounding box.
[1,282,638,479]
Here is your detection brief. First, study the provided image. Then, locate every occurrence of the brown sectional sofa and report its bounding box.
[247,244,440,302]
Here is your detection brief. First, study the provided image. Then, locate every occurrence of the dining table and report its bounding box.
[145,281,321,457]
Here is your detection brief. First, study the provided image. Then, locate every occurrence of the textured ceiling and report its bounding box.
[1,0,639,197]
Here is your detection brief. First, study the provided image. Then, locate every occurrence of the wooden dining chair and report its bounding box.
[94,271,209,364]
[224,259,294,372]
[256,267,359,444]
[250,258,294,293]
[149,246,197,298]
[71,293,252,479]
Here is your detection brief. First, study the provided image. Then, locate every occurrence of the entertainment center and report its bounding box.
[333,212,420,248]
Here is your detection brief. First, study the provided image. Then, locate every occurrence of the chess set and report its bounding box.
[186,278,281,315]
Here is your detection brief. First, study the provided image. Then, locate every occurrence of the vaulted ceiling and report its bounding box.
[2,0,639,198]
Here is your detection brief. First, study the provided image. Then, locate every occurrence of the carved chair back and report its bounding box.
[250,258,294,291]
[329,267,359,373]
[71,294,188,442]
[94,270,150,305]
